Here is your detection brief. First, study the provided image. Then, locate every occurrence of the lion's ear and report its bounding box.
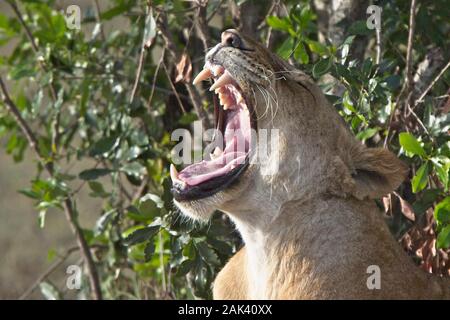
[350,147,408,200]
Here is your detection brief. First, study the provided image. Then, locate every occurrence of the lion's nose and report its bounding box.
[221,30,242,49]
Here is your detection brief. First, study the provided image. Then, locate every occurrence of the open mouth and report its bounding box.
[171,63,256,201]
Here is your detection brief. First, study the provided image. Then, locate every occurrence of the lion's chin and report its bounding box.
[173,198,217,221]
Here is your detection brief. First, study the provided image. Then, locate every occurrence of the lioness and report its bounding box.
[170,29,450,299]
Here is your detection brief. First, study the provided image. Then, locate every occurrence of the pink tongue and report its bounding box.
[178,108,250,186]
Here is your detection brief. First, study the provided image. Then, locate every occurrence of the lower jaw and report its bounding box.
[172,159,249,202]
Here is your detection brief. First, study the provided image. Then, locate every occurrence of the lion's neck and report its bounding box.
[231,212,307,299]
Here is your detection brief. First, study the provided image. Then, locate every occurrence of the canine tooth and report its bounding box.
[192,68,212,85]
[210,71,233,91]
[170,164,185,186]
[170,164,178,180]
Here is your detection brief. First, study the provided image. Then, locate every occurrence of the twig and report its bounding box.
[412,48,444,98]
[158,232,167,292]
[19,247,79,299]
[405,0,417,107]
[132,176,149,203]
[130,3,153,104]
[414,60,450,108]
[195,4,210,53]
[130,47,148,104]
[162,62,186,113]
[0,77,102,300]
[375,25,382,65]
[147,48,165,109]
[206,0,225,22]
[92,0,106,41]
[406,104,430,136]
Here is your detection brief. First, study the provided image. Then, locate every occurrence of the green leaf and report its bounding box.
[312,57,332,78]
[348,20,372,35]
[47,249,57,262]
[178,112,199,126]
[143,9,156,47]
[39,282,62,300]
[19,188,40,199]
[294,42,309,64]
[195,240,220,266]
[140,193,164,209]
[356,127,378,142]
[411,162,429,193]
[277,37,295,59]
[399,132,427,158]
[144,241,156,262]
[431,157,450,191]
[306,40,329,56]
[342,91,356,113]
[9,64,36,80]
[88,181,109,198]
[120,162,145,177]
[89,136,120,157]
[79,168,112,180]
[177,259,194,276]
[434,197,450,225]
[266,16,292,33]
[436,225,450,249]
[124,225,160,246]
[94,209,117,236]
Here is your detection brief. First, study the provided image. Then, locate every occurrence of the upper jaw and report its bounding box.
[171,58,257,202]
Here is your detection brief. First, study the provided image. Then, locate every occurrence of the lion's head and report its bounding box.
[171,29,408,224]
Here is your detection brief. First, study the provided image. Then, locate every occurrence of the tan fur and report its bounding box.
[175,30,450,299]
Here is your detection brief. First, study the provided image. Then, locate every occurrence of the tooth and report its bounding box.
[213,65,224,76]
[218,93,226,104]
[211,147,223,159]
[210,71,233,91]
[170,164,178,180]
[215,87,225,94]
[170,164,185,186]
[192,68,212,85]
